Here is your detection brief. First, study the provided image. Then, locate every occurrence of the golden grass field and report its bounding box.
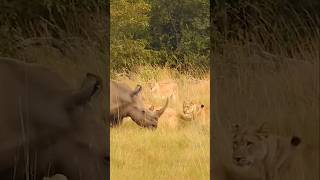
[110,66,210,180]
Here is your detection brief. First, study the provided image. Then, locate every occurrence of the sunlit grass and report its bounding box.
[110,67,210,180]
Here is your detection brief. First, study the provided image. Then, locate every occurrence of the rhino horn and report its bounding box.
[131,84,142,97]
[156,98,169,117]
[67,73,102,108]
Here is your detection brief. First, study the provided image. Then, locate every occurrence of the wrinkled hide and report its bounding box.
[110,81,168,129]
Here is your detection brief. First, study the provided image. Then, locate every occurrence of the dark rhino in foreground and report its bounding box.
[110,80,168,129]
[0,57,108,180]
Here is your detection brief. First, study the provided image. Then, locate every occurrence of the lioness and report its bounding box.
[229,123,301,180]
[147,100,207,128]
[181,100,205,121]
[149,81,178,101]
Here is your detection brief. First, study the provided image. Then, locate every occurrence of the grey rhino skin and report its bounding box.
[110,80,168,129]
[0,57,108,180]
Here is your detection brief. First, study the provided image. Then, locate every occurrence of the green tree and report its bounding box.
[110,0,160,71]
[148,0,209,71]
[110,0,210,73]
[149,0,209,54]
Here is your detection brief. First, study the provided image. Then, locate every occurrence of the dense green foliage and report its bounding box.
[111,0,210,74]
[1,0,318,71]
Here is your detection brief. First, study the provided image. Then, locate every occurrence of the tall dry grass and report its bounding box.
[212,55,319,180]
[212,1,319,179]
[110,66,210,180]
[211,25,320,180]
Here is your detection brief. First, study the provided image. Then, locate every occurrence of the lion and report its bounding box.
[149,81,178,101]
[180,100,205,121]
[147,104,178,128]
[147,100,207,128]
[224,123,302,180]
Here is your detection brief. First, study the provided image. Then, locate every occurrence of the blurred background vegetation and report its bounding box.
[212,1,319,179]
[0,0,107,58]
[0,0,108,84]
[1,0,318,74]
[0,0,108,109]
[212,0,319,62]
[111,0,210,76]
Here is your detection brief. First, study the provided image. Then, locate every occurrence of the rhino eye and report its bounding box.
[142,110,145,114]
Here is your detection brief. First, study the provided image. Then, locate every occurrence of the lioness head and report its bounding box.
[182,100,205,121]
[231,123,268,167]
[231,123,301,168]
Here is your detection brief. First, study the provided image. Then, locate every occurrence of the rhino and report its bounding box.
[0,57,108,180]
[110,81,168,129]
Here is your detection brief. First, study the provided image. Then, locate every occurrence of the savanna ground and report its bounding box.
[110,67,210,180]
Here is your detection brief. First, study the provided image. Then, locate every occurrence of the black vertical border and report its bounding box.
[210,0,222,178]
[210,0,215,178]
[106,0,111,179]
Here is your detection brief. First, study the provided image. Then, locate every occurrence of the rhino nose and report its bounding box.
[235,157,241,162]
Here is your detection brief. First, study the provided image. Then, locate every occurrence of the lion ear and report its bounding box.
[256,122,269,138]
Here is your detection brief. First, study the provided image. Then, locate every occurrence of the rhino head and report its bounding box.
[128,87,169,129]
[110,82,169,129]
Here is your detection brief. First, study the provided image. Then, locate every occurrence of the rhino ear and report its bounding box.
[67,73,102,108]
[131,84,142,97]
